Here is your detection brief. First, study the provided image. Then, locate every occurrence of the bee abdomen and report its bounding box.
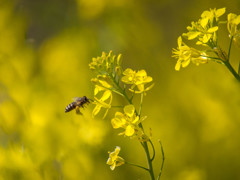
[65,102,76,113]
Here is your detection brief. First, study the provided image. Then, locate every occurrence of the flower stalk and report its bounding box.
[90,51,163,179]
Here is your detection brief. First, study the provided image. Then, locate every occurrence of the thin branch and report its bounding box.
[111,105,124,108]
[138,93,144,116]
[125,162,149,172]
[141,142,155,180]
[157,140,165,180]
[149,140,156,161]
[228,36,234,60]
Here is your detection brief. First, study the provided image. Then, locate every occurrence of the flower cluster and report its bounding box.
[90,51,122,118]
[227,13,240,37]
[227,13,240,46]
[121,69,154,94]
[183,8,225,46]
[173,7,240,74]
[89,51,122,76]
[90,51,156,172]
[111,105,148,141]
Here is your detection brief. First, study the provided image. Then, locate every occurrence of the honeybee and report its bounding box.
[65,96,91,114]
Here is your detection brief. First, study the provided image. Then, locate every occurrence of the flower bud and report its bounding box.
[117,54,122,66]
[115,66,122,76]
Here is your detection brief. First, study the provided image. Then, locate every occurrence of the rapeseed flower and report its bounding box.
[172,36,208,71]
[183,8,225,46]
[106,146,124,170]
[111,105,147,140]
[121,68,153,94]
[227,13,240,46]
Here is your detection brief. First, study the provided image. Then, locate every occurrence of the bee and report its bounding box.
[65,96,91,114]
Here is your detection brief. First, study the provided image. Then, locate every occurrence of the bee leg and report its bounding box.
[75,106,81,115]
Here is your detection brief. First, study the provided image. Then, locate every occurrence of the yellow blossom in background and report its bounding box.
[227,13,240,36]
[172,36,208,71]
[121,68,154,94]
[227,13,240,46]
[106,146,125,170]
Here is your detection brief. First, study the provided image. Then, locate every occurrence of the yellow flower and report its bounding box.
[227,13,240,38]
[201,8,225,23]
[92,85,112,118]
[183,21,218,45]
[121,68,153,94]
[183,8,225,46]
[111,105,145,138]
[106,146,125,170]
[91,75,114,118]
[172,36,208,71]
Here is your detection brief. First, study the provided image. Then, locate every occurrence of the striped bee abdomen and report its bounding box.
[65,96,92,113]
[65,102,76,112]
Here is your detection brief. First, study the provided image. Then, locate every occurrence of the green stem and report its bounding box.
[225,36,240,80]
[139,93,144,116]
[142,142,155,180]
[110,74,155,180]
[224,60,240,81]
[218,20,227,24]
[157,141,165,180]
[110,75,132,104]
[125,162,149,172]
[96,84,125,97]
[228,36,233,60]
[203,56,221,60]
[212,44,240,81]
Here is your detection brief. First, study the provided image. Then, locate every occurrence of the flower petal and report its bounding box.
[215,8,226,18]
[101,90,112,101]
[122,68,134,75]
[207,26,218,33]
[125,125,135,136]
[92,105,101,117]
[186,32,201,40]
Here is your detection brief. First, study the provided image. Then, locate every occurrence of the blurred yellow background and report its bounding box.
[1,0,240,179]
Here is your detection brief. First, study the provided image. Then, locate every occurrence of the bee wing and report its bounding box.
[73,97,82,101]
